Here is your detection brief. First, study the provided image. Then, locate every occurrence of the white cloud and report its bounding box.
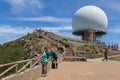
[39,26,81,41]
[108,16,118,21]
[10,16,71,23]
[0,25,72,38]
[0,25,34,44]
[40,25,72,31]
[108,28,120,34]
[5,0,42,15]
[0,25,34,35]
[95,0,120,13]
[0,24,81,44]
[107,1,120,12]
[108,23,120,34]
[0,25,72,44]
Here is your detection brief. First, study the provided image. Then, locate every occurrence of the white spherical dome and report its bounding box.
[72,5,108,33]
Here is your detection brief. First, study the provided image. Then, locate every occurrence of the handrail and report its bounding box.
[0,57,41,78]
[17,61,32,73]
[0,64,17,77]
[31,59,40,68]
[0,57,40,67]
[64,56,85,59]
[0,40,66,79]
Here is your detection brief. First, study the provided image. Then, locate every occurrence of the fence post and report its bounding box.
[15,64,18,73]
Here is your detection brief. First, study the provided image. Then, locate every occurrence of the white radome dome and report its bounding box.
[72,5,108,32]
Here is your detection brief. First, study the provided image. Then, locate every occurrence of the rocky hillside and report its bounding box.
[0,29,66,64]
[0,28,119,64]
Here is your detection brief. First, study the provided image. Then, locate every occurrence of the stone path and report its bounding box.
[37,59,120,80]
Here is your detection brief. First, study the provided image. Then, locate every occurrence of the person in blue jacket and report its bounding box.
[51,46,59,69]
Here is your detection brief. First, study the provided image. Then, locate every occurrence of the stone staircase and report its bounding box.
[24,30,79,61]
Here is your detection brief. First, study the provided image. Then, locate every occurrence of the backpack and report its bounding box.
[45,51,50,59]
[52,50,59,58]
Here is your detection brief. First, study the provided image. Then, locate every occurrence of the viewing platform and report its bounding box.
[37,60,120,80]
[1,57,120,80]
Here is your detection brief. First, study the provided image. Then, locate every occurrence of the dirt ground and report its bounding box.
[37,59,120,80]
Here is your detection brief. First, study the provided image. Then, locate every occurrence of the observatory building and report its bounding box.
[72,5,108,43]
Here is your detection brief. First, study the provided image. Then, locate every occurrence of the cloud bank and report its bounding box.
[108,23,120,34]
[10,16,71,23]
[0,25,72,44]
[5,0,42,15]
[0,25,34,44]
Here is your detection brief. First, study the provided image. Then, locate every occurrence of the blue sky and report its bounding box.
[0,0,120,46]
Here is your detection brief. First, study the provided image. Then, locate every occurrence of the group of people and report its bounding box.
[41,45,59,77]
[40,44,109,77]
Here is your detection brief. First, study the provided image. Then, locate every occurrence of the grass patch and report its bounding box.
[88,54,102,59]
[109,56,120,61]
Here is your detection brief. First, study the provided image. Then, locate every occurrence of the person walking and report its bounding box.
[41,47,50,77]
[103,49,108,61]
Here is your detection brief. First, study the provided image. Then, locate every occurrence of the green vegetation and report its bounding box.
[76,45,107,54]
[0,39,29,78]
[88,54,102,59]
[109,56,120,61]
[76,44,107,59]
[62,38,67,42]
[58,47,64,54]
[0,31,45,78]
[0,40,28,64]
[1,29,119,79]
[0,31,109,64]
[0,30,63,65]
[0,32,37,64]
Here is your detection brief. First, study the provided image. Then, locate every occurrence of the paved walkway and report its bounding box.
[37,59,120,80]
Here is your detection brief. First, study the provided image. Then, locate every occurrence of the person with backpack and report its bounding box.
[51,45,59,69]
[41,47,50,77]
